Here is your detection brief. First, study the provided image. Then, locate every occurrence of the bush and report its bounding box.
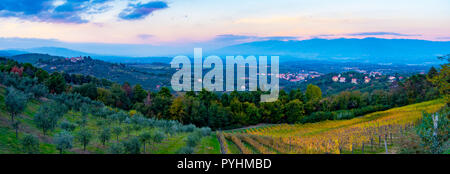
[21,134,40,154]
[334,111,354,120]
[59,121,77,132]
[30,84,48,99]
[122,137,141,154]
[54,131,73,154]
[186,133,201,148]
[300,111,335,123]
[177,146,194,154]
[180,124,196,132]
[108,143,124,154]
[199,127,212,136]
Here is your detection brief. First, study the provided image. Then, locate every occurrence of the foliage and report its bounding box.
[122,136,141,154]
[54,131,73,154]
[45,72,66,94]
[34,102,64,135]
[21,134,40,154]
[59,121,77,132]
[416,108,449,154]
[76,128,93,151]
[99,127,111,146]
[5,87,28,122]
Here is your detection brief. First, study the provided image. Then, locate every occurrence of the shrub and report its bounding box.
[59,121,77,132]
[21,134,40,154]
[108,143,124,154]
[122,136,141,154]
[54,131,73,154]
[177,146,194,154]
[199,127,212,136]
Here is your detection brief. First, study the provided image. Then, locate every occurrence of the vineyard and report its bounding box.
[219,99,446,154]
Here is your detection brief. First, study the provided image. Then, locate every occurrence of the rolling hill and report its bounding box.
[8,53,173,91]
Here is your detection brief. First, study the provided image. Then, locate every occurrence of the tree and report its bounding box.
[139,132,152,153]
[45,72,66,94]
[169,96,185,122]
[427,66,438,79]
[305,84,322,101]
[21,134,39,154]
[112,126,122,142]
[76,128,93,151]
[416,109,449,154]
[108,143,124,154]
[151,130,166,152]
[132,84,147,103]
[124,125,133,137]
[260,100,284,123]
[122,136,141,154]
[285,99,305,123]
[429,55,450,105]
[35,69,49,83]
[5,87,27,122]
[289,88,305,102]
[30,84,49,99]
[151,93,172,119]
[73,82,98,100]
[59,121,77,132]
[99,127,111,146]
[34,103,60,136]
[245,102,260,125]
[110,83,131,110]
[54,131,73,154]
[11,120,21,138]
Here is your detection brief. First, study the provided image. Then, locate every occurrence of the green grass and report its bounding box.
[225,138,241,154]
[151,133,188,154]
[194,133,221,154]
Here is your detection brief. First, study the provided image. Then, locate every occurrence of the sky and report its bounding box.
[0,0,449,56]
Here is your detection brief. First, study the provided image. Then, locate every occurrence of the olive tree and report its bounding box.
[108,143,124,154]
[11,120,21,138]
[54,131,73,154]
[139,132,152,153]
[112,126,122,142]
[5,87,27,122]
[99,127,111,146]
[34,103,60,136]
[122,136,141,154]
[21,134,39,154]
[76,128,93,151]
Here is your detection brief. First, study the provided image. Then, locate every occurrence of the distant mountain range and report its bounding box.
[211,38,450,64]
[1,38,450,64]
[1,47,173,64]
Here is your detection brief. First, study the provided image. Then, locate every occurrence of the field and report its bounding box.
[221,99,445,154]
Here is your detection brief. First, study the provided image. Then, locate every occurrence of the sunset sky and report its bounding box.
[0,0,449,55]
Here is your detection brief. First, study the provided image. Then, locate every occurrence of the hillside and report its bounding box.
[10,53,63,64]
[222,99,447,154]
[23,47,94,58]
[294,71,396,95]
[0,87,220,154]
[10,54,173,91]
